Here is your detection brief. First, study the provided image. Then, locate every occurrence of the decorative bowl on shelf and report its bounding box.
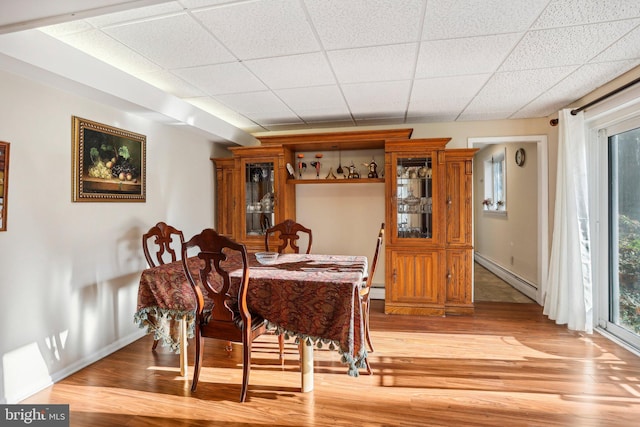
[255,251,279,265]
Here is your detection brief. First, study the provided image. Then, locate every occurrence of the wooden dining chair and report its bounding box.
[264,219,313,361]
[361,222,384,374]
[142,221,185,349]
[142,221,185,268]
[182,228,267,402]
[264,219,313,254]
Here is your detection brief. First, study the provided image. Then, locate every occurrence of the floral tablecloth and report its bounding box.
[135,253,368,376]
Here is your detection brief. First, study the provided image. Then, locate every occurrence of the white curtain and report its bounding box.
[544,109,593,333]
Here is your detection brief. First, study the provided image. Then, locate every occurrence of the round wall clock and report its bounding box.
[515,148,526,167]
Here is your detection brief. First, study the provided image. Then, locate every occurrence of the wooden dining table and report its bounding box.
[134,252,369,392]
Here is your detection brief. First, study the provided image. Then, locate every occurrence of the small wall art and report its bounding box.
[72,116,146,202]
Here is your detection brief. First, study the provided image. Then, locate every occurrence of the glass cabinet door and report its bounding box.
[244,161,275,236]
[396,156,432,239]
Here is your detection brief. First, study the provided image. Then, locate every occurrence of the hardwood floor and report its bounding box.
[22,300,640,426]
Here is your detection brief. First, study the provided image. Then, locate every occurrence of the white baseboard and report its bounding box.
[370,287,385,300]
[8,330,146,404]
[474,253,540,304]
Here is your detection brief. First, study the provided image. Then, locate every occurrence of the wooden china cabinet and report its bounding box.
[212,145,296,252]
[384,139,477,316]
[212,129,477,316]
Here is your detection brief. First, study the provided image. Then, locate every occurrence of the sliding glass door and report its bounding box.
[606,122,640,349]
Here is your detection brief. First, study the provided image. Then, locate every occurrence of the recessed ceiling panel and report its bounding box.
[532,0,640,29]
[173,62,267,95]
[103,13,235,68]
[408,74,490,118]
[214,90,294,116]
[460,66,577,119]
[275,85,350,113]
[416,33,521,78]
[422,0,549,39]
[51,28,163,76]
[304,0,424,49]
[193,0,319,60]
[513,59,640,118]
[328,43,418,84]
[342,80,411,119]
[500,20,640,71]
[244,52,336,90]
[591,26,640,63]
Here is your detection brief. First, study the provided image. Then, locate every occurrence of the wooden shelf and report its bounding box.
[287,177,385,184]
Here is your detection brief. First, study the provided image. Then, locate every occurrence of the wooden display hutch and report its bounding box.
[212,129,476,316]
[384,139,477,316]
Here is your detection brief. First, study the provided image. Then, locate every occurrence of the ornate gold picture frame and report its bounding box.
[0,141,9,231]
[72,116,146,202]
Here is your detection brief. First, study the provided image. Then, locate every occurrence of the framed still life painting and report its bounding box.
[72,116,146,202]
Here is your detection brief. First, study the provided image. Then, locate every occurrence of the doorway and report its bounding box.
[468,136,548,305]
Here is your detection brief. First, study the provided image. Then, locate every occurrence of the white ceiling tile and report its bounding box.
[103,13,235,69]
[179,0,240,9]
[341,81,411,119]
[500,20,640,71]
[184,95,263,131]
[86,2,185,27]
[422,0,549,40]
[53,29,162,75]
[460,66,577,119]
[137,69,205,98]
[304,0,425,49]
[173,62,266,95]
[244,52,335,89]
[457,111,514,121]
[276,85,352,122]
[408,74,490,117]
[193,0,319,60]
[405,112,459,122]
[513,59,640,118]
[275,86,349,112]
[355,117,407,126]
[532,0,640,29]
[243,111,304,127]
[591,25,640,63]
[416,34,521,78]
[328,44,418,84]
[214,91,294,115]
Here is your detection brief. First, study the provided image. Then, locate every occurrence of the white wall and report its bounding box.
[0,69,217,403]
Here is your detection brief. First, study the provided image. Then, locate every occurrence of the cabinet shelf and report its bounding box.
[287,177,384,184]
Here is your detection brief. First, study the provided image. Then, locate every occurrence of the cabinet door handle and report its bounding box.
[447,271,452,282]
[392,269,397,284]
[447,197,452,208]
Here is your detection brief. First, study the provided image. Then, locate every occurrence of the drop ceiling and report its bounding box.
[1,0,640,144]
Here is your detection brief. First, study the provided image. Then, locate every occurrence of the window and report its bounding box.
[591,107,640,354]
[483,148,506,212]
[602,120,640,351]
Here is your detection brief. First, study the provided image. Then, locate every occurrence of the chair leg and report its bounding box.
[278,334,285,364]
[364,355,373,375]
[191,326,204,392]
[363,300,375,353]
[152,339,159,350]
[240,330,252,402]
